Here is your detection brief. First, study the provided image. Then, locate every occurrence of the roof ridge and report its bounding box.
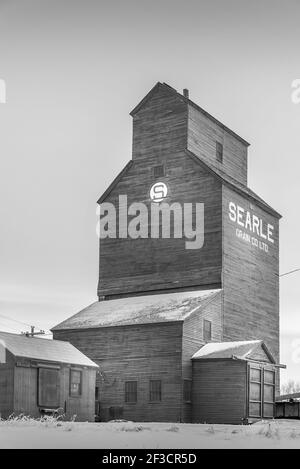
[130,82,250,146]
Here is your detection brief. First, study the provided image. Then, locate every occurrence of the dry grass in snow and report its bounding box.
[1,416,300,449]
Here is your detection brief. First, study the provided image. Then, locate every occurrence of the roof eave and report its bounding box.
[97,160,133,204]
[185,149,282,219]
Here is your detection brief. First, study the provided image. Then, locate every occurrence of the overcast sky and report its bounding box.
[0,0,299,383]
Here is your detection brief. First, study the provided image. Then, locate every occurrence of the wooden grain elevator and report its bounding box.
[52,82,283,423]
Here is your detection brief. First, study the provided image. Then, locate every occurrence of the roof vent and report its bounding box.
[183,88,189,99]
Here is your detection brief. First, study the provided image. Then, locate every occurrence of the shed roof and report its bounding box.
[0,331,98,368]
[192,340,276,363]
[52,289,221,331]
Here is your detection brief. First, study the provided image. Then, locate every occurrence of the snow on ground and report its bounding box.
[1,419,300,448]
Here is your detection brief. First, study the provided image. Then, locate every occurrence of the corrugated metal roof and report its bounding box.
[192,340,264,360]
[52,289,222,331]
[0,331,98,367]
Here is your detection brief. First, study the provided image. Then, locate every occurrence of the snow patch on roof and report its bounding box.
[0,331,98,367]
[52,289,222,330]
[192,340,263,360]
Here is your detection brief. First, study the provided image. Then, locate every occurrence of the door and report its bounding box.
[38,368,60,408]
[248,365,275,419]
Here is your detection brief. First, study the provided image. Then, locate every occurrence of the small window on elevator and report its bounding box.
[203,319,212,342]
[216,142,223,163]
[153,165,165,178]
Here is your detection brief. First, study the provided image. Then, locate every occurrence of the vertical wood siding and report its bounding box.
[132,86,187,161]
[98,151,222,298]
[181,292,223,422]
[0,351,15,418]
[192,359,247,424]
[187,104,248,185]
[54,322,184,422]
[11,361,96,421]
[222,185,280,390]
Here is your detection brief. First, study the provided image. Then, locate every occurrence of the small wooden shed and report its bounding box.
[192,340,280,424]
[0,331,98,421]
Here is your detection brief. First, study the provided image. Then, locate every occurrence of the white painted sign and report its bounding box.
[228,201,274,253]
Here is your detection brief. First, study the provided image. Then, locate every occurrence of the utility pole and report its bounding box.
[21,326,45,337]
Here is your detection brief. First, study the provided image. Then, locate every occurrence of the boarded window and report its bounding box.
[38,368,59,408]
[203,319,212,341]
[70,369,82,397]
[125,381,137,403]
[149,380,161,402]
[153,165,165,178]
[216,142,223,163]
[183,379,192,402]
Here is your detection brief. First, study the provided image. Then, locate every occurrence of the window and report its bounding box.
[183,379,192,403]
[216,141,223,163]
[70,369,82,397]
[203,319,212,341]
[149,380,162,402]
[153,164,165,178]
[38,367,60,407]
[125,381,137,403]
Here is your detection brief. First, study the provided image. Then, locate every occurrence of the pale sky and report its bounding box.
[0,0,299,384]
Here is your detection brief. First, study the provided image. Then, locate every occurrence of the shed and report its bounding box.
[0,331,98,421]
[52,289,223,423]
[192,340,279,424]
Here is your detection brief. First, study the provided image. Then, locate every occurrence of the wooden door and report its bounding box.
[38,368,60,408]
[248,365,275,419]
[263,369,275,418]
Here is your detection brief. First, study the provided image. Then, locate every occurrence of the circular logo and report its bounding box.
[149,182,168,203]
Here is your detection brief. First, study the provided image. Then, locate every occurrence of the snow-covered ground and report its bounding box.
[1,418,300,448]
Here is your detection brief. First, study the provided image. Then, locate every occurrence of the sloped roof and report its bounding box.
[0,331,98,367]
[192,340,275,363]
[130,82,250,147]
[96,149,281,218]
[186,150,281,218]
[52,289,222,331]
[97,82,280,218]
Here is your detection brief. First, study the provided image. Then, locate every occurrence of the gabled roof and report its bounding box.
[130,82,250,147]
[52,289,222,331]
[0,331,98,368]
[192,340,276,363]
[97,160,133,204]
[96,149,281,218]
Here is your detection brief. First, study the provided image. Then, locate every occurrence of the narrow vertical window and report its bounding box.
[149,380,162,402]
[125,381,137,403]
[203,319,212,342]
[216,141,223,163]
[70,369,82,397]
[183,379,192,402]
[153,164,165,178]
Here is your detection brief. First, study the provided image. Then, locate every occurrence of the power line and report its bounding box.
[0,313,32,328]
[0,322,22,334]
[280,268,300,278]
[0,313,51,335]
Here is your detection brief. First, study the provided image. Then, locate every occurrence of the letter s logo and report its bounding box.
[150,182,168,203]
